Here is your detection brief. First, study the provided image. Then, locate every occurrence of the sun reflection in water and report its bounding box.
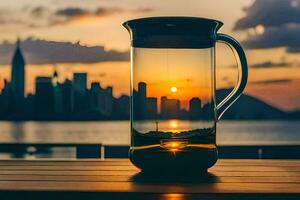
[169,120,178,130]
[160,139,188,152]
[162,194,185,200]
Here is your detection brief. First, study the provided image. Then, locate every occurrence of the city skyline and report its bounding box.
[0,41,213,120]
[133,81,212,120]
[0,41,129,120]
[0,40,298,120]
[0,0,300,111]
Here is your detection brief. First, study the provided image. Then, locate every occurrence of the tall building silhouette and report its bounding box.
[89,82,112,117]
[161,96,180,119]
[11,39,25,108]
[189,97,202,119]
[132,82,148,120]
[61,79,74,114]
[113,95,130,119]
[52,69,63,113]
[73,73,87,112]
[146,97,157,119]
[73,73,87,95]
[138,82,147,118]
[35,77,54,115]
[0,80,14,112]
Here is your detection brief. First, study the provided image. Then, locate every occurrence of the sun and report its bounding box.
[170,86,177,93]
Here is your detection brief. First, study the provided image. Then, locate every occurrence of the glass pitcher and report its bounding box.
[123,17,248,173]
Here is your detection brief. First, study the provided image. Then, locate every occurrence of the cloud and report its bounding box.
[52,6,153,25]
[55,7,90,17]
[0,7,47,28]
[51,7,121,25]
[94,7,124,16]
[0,6,154,27]
[234,0,300,52]
[0,38,129,65]
[31,6,48,17]
[251,61,291,68]
[132,7,154,13]
[250,79,292,85]
[234,0,300,30]
[242,24,300,52]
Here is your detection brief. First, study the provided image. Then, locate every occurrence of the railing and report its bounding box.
[0,142,103,159]
[0,143,299,159]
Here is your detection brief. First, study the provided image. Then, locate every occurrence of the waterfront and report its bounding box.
[0,120,299,146]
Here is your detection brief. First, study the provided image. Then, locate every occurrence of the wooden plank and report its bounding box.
[0,159,299,167]
[0,165,137,171]
[0,181,299,193]
[0,165,298,172]
[217,159,300,166]
[0,159,298,195]
[0,160,133,166]
[0,174,299,183]
[0,170,137,176]
[0,170,299,177]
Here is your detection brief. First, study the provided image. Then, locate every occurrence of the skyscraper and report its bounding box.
[73,73,87,95]
[73,73,87,112]
[161,96,180,119]
[146,97,158,119]
[62,79,74,114]
[103,86,113,117]
[11,39,25,108]
[135,82,147,119]
[89,82,112,117]
[138,82,146,99]
[189,97,202,119]
[34,77,54,115]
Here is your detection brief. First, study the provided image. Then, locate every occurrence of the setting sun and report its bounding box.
[170,86,177,93]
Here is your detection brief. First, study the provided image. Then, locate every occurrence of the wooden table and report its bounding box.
[0,159,299,200]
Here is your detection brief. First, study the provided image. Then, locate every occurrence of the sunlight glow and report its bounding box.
[169,120,178,129]
[163,194,185,200]
[291,0,299,7]
[160,140,188,152]
[255,24,265,35]
[170,86,177,93]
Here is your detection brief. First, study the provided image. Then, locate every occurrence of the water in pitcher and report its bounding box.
[129,122,218,173]
[129,47,218,173]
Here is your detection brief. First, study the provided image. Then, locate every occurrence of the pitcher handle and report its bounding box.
[215,34,248,120]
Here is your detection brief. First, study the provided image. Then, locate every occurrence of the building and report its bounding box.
[73,73,87,112]
[61,79,74,114]
[138,82,146,99]
[189,97,202,119]
[113,95,130,119]
[11,39,25,109]
[53,83,63,114]
[89,82,112,117]
[0,80,14,113]
[161,96,180,119]
[35,77,54,115]
[89,82,102,112]
[133,82,148,120]
[73,73,87,95]
[102,86,113,117]
[146,97,158,119]
[138,82,147,118]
